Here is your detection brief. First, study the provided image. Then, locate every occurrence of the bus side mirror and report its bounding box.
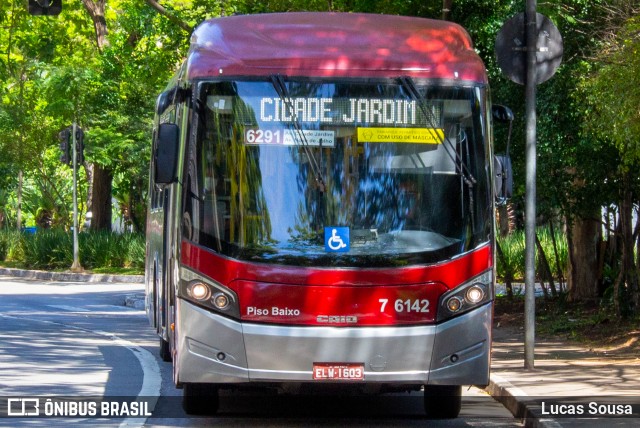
[492,104,514,204]
[492,104,514,122]
[494,154,513,203]
[156,91,171,115]
[155,123,180,184]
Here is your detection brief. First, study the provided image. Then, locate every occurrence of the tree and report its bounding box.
[579,2,640,314]
[0,1,94,230]
[0,0,184,232]
[77,0,192,231]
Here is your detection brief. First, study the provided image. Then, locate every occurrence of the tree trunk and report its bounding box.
[566,215,600,302]
[535,232,557,298]
[81,0,109,51]
[80,0,111,231]
[91,164,113,231]
[614,172,639,316]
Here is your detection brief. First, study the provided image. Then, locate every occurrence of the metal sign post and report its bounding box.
[523,0,537,370]
[71,122,82,272]
[495,0,563,370]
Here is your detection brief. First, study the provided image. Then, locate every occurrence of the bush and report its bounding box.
[21,229,72,269]
[497,227,568,282]
[536,227,568,280]
[0,228,145,272]
[496,230,526,281]
[0,229,24,262]
[0,231,9,261]
[79,231,145,270]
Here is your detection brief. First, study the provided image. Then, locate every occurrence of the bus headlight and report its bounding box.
[187,282,211,301]
[179,267,240,318]
[465,285,485,304]
[446,296,463,313]
[213,293,229,310]
[437,271,493,322]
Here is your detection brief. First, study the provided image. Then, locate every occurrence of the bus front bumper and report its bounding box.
[175,299,492,387]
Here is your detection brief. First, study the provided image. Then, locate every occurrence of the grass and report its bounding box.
[90,267,143,275]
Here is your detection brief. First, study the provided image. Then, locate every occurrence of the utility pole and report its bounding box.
[523,0,537,370]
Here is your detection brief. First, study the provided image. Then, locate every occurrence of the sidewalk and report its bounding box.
[487,324,640,427]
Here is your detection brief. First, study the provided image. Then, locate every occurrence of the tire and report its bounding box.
[159,336,172,362]
[182,383,219,415]
[423,385,462,419]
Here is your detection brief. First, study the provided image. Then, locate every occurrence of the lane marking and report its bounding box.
[48,304,91,312]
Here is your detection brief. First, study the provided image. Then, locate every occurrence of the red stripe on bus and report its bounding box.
[180,240,491,289]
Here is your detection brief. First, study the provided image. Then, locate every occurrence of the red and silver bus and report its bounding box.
[146,12,507,418]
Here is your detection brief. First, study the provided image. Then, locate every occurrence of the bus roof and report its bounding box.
[186,12,487,84]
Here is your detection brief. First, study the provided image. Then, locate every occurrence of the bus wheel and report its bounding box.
[159,336,172,362]
[182,383,219,415]
[423,385,461,419]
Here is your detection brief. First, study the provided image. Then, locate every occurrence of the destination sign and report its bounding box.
[257,97,440,127]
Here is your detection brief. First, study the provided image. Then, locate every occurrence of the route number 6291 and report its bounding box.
[245,129,282,144]
[378,298,430,313]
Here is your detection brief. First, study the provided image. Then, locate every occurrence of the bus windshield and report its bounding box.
[182,79,491,267]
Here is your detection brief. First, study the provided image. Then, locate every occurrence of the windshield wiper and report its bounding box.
[270,74,326,193]
[398,76,476,188]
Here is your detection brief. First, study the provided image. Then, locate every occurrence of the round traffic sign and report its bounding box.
[495,12,563,85]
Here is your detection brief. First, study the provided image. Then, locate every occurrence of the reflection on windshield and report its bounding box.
[182,79,491,267]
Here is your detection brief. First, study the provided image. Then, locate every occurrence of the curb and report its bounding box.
[0,267,144,284]
[486,374,562,428]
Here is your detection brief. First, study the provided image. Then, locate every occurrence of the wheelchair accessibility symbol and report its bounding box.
[325,227,350,252]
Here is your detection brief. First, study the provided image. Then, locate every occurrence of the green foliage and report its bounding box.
[536,227,569,280]
[0,0,189,232]
[580,12,640,170]
[496,231,525,282]
[0,229,144,272]
[0,229,17,261]
[20,229,73,269]
[79,231,145,270]
[497,228,568,283]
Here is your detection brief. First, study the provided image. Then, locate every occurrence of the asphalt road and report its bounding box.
[0,276,521,427]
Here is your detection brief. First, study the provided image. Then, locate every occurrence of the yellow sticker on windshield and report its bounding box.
[357,127,444,144]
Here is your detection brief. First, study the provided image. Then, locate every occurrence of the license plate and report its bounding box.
[312,363,365,380]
